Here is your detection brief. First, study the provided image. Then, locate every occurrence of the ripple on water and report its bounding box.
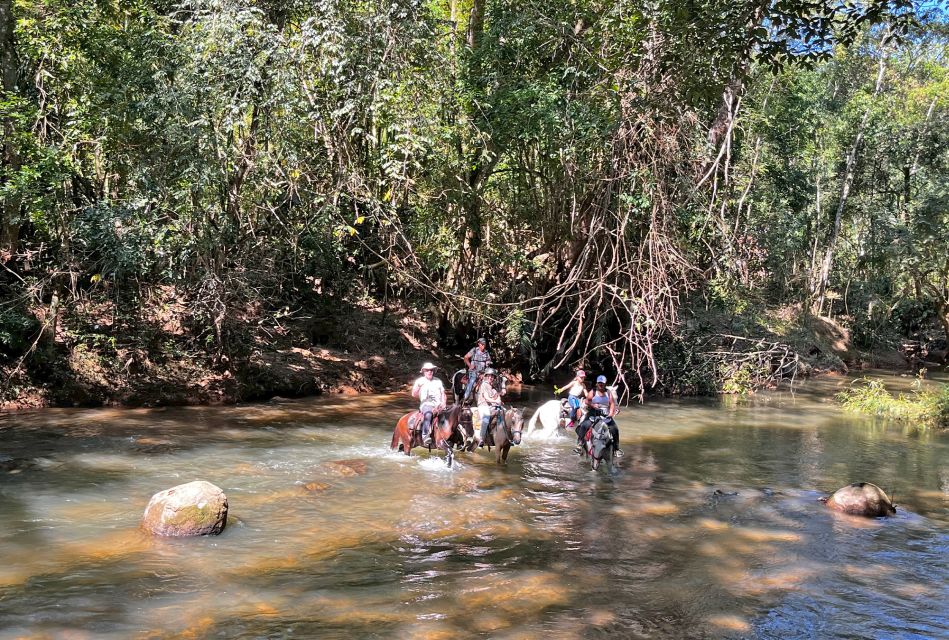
[1,380,947,639]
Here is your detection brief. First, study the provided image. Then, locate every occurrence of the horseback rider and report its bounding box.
[476,367,505,447]
[412,362,446,447]
[462,337,493,403]
[575,375,623,457]
[560,369,587,428]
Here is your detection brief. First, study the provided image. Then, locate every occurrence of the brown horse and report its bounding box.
[484,407,524,464]
[390,404,464,467]
[437,403,472,451]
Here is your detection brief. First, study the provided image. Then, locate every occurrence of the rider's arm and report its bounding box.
[463,350,473,370]
[411,379,422,398]
[437,385,446,410]
[608,391,617,417]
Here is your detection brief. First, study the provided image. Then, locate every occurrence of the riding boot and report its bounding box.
[421,422,432,447]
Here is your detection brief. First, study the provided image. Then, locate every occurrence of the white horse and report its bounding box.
[525,385,620,441]
[524,398,573,440]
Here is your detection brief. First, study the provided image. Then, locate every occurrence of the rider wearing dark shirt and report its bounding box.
[462,337,492,403]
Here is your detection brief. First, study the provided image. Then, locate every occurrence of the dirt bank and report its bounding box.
[1,296,455,412]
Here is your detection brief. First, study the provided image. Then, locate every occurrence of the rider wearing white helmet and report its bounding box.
[476,367,505,446]
[412,362,446,447]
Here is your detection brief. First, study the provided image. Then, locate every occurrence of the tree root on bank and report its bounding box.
[701,334,802,392]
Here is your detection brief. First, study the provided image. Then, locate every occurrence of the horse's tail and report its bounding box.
[390,428,401,450]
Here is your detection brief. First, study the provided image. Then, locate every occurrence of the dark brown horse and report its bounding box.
[390,404,465,467]
[484,407,524,464]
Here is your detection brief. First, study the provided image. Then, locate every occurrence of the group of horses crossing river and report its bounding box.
[390,370,617,470]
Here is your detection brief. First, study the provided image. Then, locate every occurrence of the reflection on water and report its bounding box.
[1,377,947,639]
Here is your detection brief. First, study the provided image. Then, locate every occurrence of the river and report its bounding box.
[0,374,947,639]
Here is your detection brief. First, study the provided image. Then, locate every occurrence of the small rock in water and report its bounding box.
[300,481,329,493]
[326,459,367,477]
[141,480,228,537]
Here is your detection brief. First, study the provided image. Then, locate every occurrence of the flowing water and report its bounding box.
[0,374,947,639]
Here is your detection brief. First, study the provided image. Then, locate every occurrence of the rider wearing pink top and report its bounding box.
[561,369,587,427]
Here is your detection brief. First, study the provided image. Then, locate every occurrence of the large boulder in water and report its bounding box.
[823,482,895,518]
[142,480,228,536]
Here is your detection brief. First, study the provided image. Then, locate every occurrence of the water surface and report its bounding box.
[0,374,947,639]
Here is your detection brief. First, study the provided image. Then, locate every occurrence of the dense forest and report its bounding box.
[1,0,947,407]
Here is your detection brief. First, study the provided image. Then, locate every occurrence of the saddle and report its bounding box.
[408,411,422,432]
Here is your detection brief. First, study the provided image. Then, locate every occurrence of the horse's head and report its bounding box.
[451,369,467,398]
[496,373,508,396]
[438,403,460,429]
[505,407,524,445]
[590,420,613,469]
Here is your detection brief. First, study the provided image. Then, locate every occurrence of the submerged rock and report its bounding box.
[142,480,228,536]
[822,482,895,518]
[326,459,367,477]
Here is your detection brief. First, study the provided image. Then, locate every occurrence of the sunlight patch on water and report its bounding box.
[706,613,752,633]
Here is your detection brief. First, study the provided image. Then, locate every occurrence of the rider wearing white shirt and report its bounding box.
[412,362,446,446]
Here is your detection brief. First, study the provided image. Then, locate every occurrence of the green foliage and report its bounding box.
[0,307,39,356]
[719,362,765,395]
[0,0,946,396]
[837,377,949,428]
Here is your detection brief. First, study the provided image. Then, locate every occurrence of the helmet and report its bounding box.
[483,367,497,376]
[596,375,607,383]
[477,337,487,345]
[420,362,437,371]
[576,369,586,378]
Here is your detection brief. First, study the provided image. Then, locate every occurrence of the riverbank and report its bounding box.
[1,294,448,411]
[0,294,931,413]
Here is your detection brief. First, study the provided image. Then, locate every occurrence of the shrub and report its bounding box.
[837,377,949,428]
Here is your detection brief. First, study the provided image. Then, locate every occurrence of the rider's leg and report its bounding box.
[421,409,434,445]
[569,396,581,425]
[464,372,477,402]
[574,417,592,452]
[479,413,490,445]
[607,419,622,456]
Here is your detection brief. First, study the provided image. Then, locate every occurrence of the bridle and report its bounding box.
[504,407,523,443]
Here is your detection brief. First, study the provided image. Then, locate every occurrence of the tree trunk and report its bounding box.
[467,0,484,50]
[1,0,21,253]
[811,34,889,314]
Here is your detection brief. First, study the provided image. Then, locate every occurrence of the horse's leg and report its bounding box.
[442,439,453,467]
